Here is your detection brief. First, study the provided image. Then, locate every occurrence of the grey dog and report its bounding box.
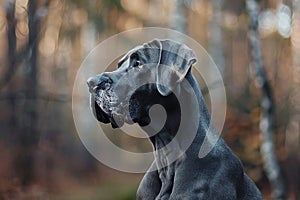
[87,39,263,200]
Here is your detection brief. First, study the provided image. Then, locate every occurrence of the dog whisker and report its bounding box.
[92,86,99,91]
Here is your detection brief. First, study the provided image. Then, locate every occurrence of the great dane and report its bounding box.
[87,39,263,200]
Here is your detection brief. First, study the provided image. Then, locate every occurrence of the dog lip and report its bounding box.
[90,93,111,118]
[89,87,127,128]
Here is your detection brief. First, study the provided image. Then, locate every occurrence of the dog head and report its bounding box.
[87,39,197,128]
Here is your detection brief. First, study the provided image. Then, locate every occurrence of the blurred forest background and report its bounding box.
[0,0,299,199]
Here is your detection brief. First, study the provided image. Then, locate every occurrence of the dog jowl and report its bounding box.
[87,39,263,200]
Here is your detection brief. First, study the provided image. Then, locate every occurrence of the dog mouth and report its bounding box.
[94,87,118,114]
[90,86,130,128]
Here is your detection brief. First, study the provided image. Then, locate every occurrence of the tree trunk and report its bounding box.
[169,0,186,34]
[17,0,40,186]
[246,0,287,199]
[209,0,225,76]
[287,0,300,198]
[5,0,17,140]
[1,0,17,89]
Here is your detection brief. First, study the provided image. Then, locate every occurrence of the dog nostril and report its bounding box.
[98,82,111,90]
[87,75,112,91]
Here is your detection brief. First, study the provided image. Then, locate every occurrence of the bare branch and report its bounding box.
[0,0,17,89]
[0,92,70,102]
[0,0,52,90]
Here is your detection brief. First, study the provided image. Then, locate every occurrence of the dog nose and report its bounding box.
[87,75,112,90]
[87,77,97,88]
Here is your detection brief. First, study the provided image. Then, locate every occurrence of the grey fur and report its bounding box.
[87,39,264,200]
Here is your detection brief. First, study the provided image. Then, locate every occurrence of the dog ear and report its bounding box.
[155,39,197,96]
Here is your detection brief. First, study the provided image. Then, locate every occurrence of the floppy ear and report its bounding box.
[155,39,197,96]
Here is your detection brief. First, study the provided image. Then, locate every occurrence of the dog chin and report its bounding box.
[89,94,109,122]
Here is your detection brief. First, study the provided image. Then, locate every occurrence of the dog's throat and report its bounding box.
[152,131,184,174]
[152,131,178,151]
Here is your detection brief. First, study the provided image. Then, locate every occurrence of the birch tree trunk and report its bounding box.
[246,0,286,199]
[209,0,225,76]
[169,0,186,33]
[292,0,300,82]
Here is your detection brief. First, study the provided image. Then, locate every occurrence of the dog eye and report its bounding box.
[133,60,143,69]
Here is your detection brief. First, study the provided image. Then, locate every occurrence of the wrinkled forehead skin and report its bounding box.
[117,40,161,70]
[109,44,158,103]
[117,39,196,71]
[113,39,197,98]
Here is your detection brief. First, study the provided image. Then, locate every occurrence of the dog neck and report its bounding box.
[147,72,211,158]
